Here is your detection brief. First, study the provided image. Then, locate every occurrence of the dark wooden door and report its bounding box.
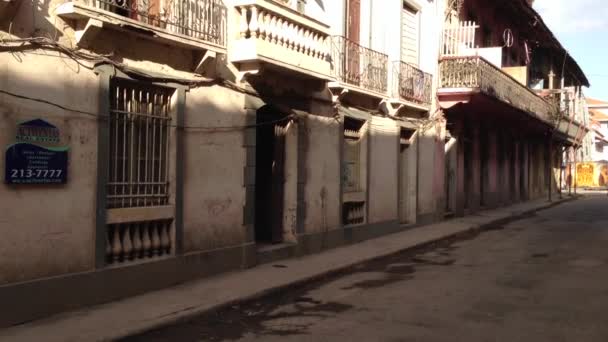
[270,123,287,243]
[346,0,361,85]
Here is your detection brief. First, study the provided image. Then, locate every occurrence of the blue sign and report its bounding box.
[4,119,68,185]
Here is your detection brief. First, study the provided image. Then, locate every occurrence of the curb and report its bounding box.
[114,195,579,341]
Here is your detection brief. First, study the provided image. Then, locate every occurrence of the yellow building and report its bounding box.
[575,162,608,188]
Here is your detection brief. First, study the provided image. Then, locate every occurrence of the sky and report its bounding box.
[534,0,608,100]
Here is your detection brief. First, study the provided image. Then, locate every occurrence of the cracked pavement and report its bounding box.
[124,194,608,342]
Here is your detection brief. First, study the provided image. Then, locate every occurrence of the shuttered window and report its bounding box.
[342,117,366,193]
[401,2,420,66]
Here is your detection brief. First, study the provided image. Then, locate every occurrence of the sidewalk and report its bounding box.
[0,196,577,342]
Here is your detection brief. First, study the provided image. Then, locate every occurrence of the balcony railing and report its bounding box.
[393,61,432,106]
[331,36,388,95]
[61,0,227,47]
[232,0,331,79]
[439,56,557,122]
[441,21,479,57]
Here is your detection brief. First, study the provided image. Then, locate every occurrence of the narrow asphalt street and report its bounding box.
[124,194,608,342]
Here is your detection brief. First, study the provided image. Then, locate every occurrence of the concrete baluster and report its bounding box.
[239,6,249,38]
[150,222,161,256]
[249,6,259,38]
[132,224,142,259]
[277,19,285,46]
[160,221,170,255]
[269,15,277,43]
[320,35,328,60]
[282,20,289,47]
[112,224,123,262]
[313,33,321,59]
[257,10,266,40]
[302,29,310,55]
[142,222,152,257]
[296,26,302,52]
[106,230,112,263]
[288,23,296,50]
[165,222,172,253]
[123,225,133,260]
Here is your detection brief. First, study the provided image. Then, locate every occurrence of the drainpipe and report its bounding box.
[574,147,578,195]
[559,146,564,199]
[568,147,572,196]
[369,0,374,48]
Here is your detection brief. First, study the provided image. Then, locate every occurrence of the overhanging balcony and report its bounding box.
[391,61,432,110]
[329,36,389,99]
[57,0,227,52]
[0,0,21,22]
[438,56,556,122]
[554,116,588,146]
[230,0,332,80]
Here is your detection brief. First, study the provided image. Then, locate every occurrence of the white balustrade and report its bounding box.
[107,220,173,264]
[236,3,329,61]
[232,0,331,78]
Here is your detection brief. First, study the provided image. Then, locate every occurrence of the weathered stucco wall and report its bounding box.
[417,122,445,222]
[182,85,248,252]
[0,52,99,285]
[368,117,399,224]
[300,114,341,235]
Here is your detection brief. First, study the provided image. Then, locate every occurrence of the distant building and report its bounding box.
[587,98,608,162]
[571,98,608,188]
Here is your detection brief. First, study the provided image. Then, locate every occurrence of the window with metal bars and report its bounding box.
[342,117,366,193]
[108,79,173,209]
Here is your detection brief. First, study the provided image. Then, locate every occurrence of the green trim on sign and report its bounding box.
[5,142,69,152]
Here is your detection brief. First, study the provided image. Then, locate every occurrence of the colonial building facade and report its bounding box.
[0,0,587,326]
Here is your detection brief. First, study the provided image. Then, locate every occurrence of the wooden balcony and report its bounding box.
[438,56,556,122]
[57,0,227,52]
[230,0,332,80]
[439,56,588,144]
[0,0,21,22]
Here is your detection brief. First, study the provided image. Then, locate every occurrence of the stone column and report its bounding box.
[469,122,482,213]
[547,139,553,202]
[521,142,530,201]
[498,132,509,206]
[454,120,466,217]
[513,140,521,202]
[484,129,499,208]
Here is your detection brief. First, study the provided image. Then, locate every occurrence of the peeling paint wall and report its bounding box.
[417,122,446,222]
[300,115,341,234]
[368,116,399,223]
[182,85,248,252]
[0,52,99,285]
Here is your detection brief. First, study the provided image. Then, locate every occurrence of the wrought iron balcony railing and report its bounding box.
[330,36,388,95]
[393,61,432,106]
[439,56,557,122]
[64,0,227,47]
